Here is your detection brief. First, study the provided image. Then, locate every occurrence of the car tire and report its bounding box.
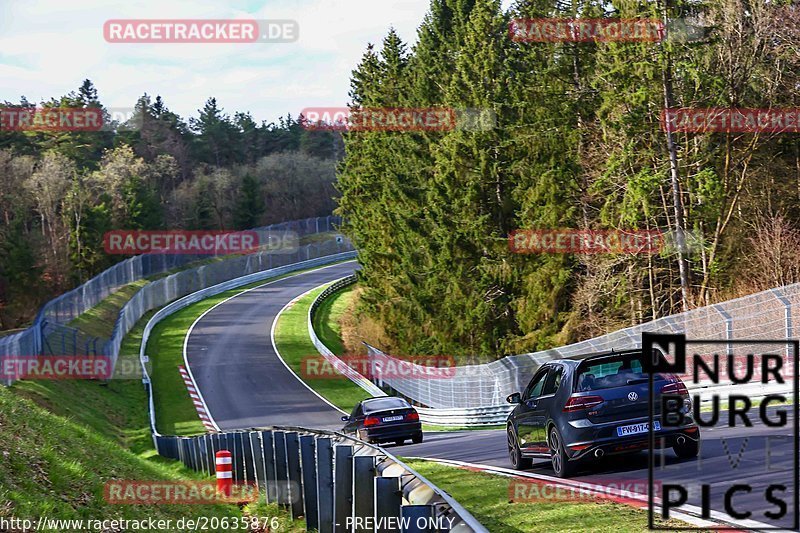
[394,439,404,446]
[549,427,577,478]
[673,437,699,459]
[412,433,423,444]
[507,426,532,470]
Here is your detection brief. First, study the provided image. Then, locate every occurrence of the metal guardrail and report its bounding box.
[307,277,512,427]
[139,257,486,531]
[308,276,796,427]
[155,425,487,532]
[0,216,345,386]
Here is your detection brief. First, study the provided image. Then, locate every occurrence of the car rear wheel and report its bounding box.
[673,437,699,459]
[549,427,577,478]
[412,433,423,444]
[507,426,532,470]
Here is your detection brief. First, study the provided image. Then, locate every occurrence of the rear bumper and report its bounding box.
[360,422,422,443]
[563,416,699,461]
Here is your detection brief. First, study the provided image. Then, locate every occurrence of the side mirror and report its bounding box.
[506,392,521,404]
[341,416,350,422]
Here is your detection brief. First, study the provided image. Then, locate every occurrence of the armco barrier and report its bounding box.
[155,426,487,532]
[0,216,348,386]
[137,258,486,531]
[307,276,513,426]
[309,276,795,426]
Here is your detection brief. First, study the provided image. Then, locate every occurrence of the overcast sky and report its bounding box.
[0,0,512,125]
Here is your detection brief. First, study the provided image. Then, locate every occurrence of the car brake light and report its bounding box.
[406,412,419,422]
[364,416,380,427]
[661,379,689,396]
[563,395,604,412]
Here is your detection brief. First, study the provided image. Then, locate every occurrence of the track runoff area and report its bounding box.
[182,262,799,531]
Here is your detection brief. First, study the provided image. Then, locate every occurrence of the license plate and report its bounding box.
[383,415,403,422]
[616,421,661,437]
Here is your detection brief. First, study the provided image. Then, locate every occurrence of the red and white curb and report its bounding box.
[404,457,768,531]
[178,365,217,432]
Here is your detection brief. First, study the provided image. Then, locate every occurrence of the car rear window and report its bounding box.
[363,398,411,413]
[575,353,664,391]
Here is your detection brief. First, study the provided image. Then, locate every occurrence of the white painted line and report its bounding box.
[270,284,348,415]
[182,260,357,430]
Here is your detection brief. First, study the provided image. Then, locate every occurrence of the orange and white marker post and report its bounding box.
[215,450,232,498]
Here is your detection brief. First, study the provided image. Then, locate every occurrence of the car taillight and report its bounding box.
[406,412,419,422]
[661,379,689,396]
[563,395,604,412]
[364,416,380,427]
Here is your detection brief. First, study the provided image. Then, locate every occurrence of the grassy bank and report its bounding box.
[274,285,370,413]
[403,459,688,533]
[4,286,303,531]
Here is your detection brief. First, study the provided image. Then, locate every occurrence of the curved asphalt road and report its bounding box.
[185,260,358,431]
[186,260,797,529]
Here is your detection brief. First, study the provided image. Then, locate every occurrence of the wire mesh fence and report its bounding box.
[365,284,800,409]
[0,216,348,385]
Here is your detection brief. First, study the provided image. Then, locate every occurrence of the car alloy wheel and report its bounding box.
[507,426,531,470]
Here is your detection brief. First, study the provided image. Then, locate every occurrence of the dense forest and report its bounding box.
[0,80,342,329]
[336,0,800,358]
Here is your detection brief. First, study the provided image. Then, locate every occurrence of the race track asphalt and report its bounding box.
[184,260,358,431]
[185,260,798,529]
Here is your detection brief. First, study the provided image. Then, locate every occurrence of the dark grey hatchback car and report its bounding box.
[506,349,700,477]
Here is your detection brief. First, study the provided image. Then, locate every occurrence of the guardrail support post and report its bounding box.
[316,437,335,533]
[374,477,402,533]
[274,431,290,508]
[352,455,375,533]
[232,433,246,482]
[260,431,277,504]
[401,505,436,532]
[300,435,319,531]
[285,432,304,519]
[249,432,266,495]
[333,444,353,533]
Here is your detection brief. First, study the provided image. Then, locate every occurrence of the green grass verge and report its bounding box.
[68,280,149,339]
[146,261,357,435]
[308,285,508,432]
[403,459,688,533]
[311,283,355,356]
[5,299,304,531]
[274,285,370,413]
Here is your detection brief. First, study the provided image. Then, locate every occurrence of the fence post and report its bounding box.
[316,437,334,533]
[771,288,794,360]
[713,304,734,356]
[401,505,437,532]
[333,444,353,533]
[285,432,304,519]
[300,435,319,531]
[352,455,376,533]
[374,477,402,533]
